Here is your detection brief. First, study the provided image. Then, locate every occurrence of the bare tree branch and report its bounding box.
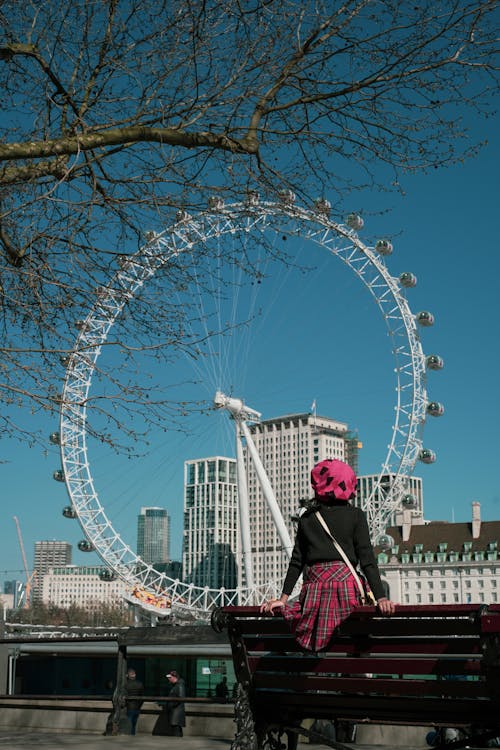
[0,0,497,448]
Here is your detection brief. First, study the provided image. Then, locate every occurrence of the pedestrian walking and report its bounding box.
[165,670,186,737]
[124,667,144,735]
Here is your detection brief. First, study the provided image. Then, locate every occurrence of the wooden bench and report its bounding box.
[211,603,500,750]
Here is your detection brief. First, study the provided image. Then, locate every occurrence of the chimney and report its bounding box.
[402,509,412,542]
[472,501,481,539]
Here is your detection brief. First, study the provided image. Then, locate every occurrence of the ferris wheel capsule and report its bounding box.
[314,198,331,215]
[246,191,260,206]
[375,239,393,256]
[208,196,225,211]
[416,311,434,327]
[377,533,395,550]
[62,506,77,519]
[279,189,296,205]
[347,212,364,230]
[427,401,445,417]
[59,354,70,367]
[99,568,117,581]
[426,354,444,370]
[75,320,85,330]
[175,209,191,222]
[49,431,61,445]
[53,469,65,482]
[78,539,94,552]
[399,272,417,288]
[419,448,436,464]
[402,494,417,509]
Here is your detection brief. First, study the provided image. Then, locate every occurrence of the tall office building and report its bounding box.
[137,507,171,565]
[356,474,424,529]
[183,456,238,590]
[33,541,72,602]
[245,412,360,588]
[3,580,22,609]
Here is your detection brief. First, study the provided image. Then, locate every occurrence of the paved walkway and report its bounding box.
[0,730,430,750]
[0,731,493,750]
[0,732,304,749]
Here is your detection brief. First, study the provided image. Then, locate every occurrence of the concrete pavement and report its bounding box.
[0,732,308,749]
[0,730,431,750]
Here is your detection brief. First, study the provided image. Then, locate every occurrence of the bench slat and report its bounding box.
[252,672,488,697]
[248,655,482,676]
[243,637,481,655]
[252,690,495,725]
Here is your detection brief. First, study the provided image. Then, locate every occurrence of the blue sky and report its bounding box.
[1,114,498,588]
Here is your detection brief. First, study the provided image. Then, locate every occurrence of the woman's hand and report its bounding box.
[376,597,396,615]
[260,595,287,613]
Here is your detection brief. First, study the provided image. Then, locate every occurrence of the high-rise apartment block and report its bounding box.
[245,412,360,588]
[33,541,72,602]
[183,456,238,590]
[137,507,171,565]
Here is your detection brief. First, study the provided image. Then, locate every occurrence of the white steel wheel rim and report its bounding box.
[58,199,429,616]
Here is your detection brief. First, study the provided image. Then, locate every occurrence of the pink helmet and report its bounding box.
[311,459,357,501]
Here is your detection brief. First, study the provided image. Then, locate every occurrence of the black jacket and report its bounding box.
[168,678,186,727]
[125,677,144,711]
[282,501,385,600]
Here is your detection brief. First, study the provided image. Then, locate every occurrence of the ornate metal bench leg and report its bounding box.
[260,723,299,750]
[231,683,259,750]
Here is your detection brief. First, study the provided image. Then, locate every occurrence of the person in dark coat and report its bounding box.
[166,670,186,737]
[215,676,229,701]
[125,668,144,735]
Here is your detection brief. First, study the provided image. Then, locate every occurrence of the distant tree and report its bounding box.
[0,0,498,446]
[8,600,132,627]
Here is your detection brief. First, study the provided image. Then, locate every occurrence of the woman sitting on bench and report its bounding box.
[261,458,396,651]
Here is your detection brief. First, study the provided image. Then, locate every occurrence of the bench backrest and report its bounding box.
[214,603,500,729]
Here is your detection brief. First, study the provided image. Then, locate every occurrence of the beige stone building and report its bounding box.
[378,502,499,605]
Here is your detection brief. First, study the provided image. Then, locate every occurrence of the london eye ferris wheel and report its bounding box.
[51,194,443,618]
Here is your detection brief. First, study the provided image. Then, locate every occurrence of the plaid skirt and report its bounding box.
[283,561,361,651]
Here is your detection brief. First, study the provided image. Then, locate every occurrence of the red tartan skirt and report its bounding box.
[282,561,362,651]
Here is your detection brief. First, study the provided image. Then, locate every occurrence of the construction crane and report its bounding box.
[13,516,36,608]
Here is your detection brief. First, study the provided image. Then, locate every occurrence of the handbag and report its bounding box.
[315,511,377,605]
